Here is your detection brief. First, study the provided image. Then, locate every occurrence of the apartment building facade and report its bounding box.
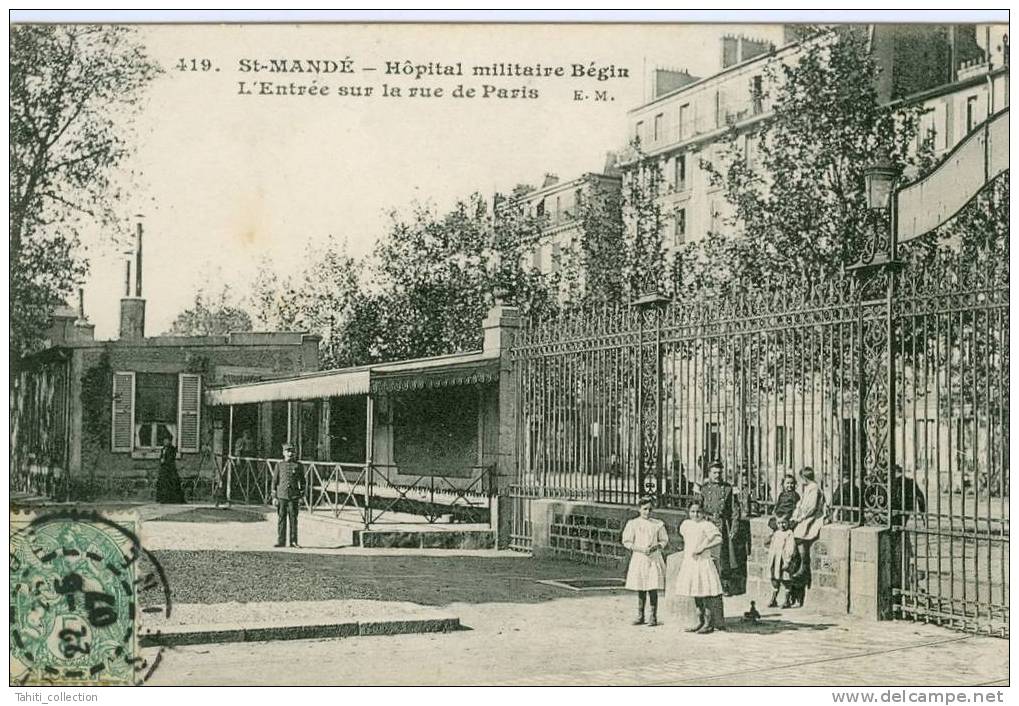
[624,24,1009,255]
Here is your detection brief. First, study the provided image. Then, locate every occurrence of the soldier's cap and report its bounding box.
[282,443,295,452]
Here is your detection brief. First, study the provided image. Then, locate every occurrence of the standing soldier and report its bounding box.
[272,443,305,548]
[697,460,748,596]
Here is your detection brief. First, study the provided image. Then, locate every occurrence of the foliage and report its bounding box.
[77,349,113,500]
[166,286,253,337]
[688,26,934,295]
[356,193,558,363]
[621,140,669,298]
[556,175,627,305]
[10,25,159,358]
[249,236,364,368]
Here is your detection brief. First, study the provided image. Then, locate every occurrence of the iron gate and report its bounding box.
[509,254,1007,636]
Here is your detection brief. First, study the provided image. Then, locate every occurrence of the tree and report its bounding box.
[621,140,669,298]
[556,175,626,306]
[249,236,365,367]
[166,286,253,337]
[360,193,558,362]
[10,25,159,358]
[688,26,933,295]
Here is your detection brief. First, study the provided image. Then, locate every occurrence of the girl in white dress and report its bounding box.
[675,501,724,634]
[621,496,669,627]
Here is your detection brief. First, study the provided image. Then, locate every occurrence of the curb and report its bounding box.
[140,616,461,647]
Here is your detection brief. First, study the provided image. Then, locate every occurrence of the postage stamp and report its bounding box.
[9,508,170,686]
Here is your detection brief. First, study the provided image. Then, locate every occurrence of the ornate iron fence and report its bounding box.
[509,254,1008,636]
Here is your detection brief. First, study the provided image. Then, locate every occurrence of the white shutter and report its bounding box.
[111,372,135,452]
[177,374,201,453]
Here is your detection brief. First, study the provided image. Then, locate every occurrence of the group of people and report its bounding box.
[765,468,826,608]
[622,463,826,632]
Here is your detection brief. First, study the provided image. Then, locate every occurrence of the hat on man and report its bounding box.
[282,442,295,452]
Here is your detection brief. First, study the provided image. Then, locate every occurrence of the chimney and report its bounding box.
[119,219,146,340]
[73,287,95,341]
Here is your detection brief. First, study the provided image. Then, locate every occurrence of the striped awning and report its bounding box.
[370,359,499,393]
[205,351,499,406]
[205,369,370,405]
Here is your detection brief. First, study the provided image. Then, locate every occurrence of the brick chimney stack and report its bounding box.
[119,219,146,340]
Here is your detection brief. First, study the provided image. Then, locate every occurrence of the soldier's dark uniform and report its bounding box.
[272,445,305,547]
[699,475,749,596]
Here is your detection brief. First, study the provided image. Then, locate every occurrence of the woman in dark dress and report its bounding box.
[156,436,186,504]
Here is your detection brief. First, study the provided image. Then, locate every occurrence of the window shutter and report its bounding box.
[111,372,135,452]
[177,374,201,453]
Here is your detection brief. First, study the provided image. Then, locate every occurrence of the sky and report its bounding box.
[78,22,791,338]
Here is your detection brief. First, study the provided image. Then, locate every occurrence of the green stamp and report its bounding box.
[9,509,170,685]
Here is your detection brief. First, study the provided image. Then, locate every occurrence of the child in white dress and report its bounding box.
[675,500,724,634]
[622,496,669,627]
[766,515,798,607]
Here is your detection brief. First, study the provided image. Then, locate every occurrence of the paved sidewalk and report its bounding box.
[148,593,1008,686]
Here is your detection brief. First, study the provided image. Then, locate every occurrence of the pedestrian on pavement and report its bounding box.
[156,434,186,504]
[621,496,669,627]
[788,467,825,605]
[272,443,305,548]
[697,461,748,596]
[675,500,724,635]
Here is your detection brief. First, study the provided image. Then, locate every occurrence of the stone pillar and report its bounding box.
[485,303,521,549]
[849,525,894,620]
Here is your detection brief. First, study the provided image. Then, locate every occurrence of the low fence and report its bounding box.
[213,455,494,528]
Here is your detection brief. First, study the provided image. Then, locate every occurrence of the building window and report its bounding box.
[536,199,545,218]
[674,209,687,245]
[775,425,794,466]
[675,154,687,191]
[679,103,690,140]
[574,187,583,213]
[654,113,664,141]
[751,75,763,114]
[634,120,644,142]
[135,372,178,449]
[555,195,561,222]
[551,242,562,272]
[112,371,201,454]
[966,95,979,133]
[917,108,937,152]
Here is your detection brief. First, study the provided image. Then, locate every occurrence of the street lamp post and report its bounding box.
[847,153,902,527]
[631,290,671,503]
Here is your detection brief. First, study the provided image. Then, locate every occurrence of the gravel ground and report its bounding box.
[147,550,624,607]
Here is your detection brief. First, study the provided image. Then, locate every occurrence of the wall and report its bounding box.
[529,499,687,568]
[371,385,496,491]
